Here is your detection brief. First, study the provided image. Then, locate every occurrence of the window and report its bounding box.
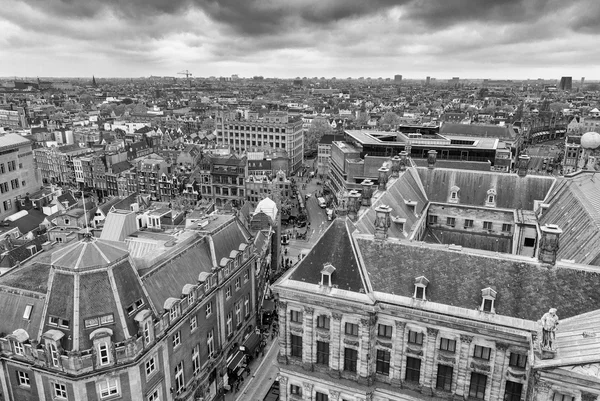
[226,286,232,299]
[483,221,493,230]
[54,382,68,398]
[439,338,457,353]
[316,341,329,365]
[244,269,249,282]
[408,330,423,345]
[483,299,493,312]
[344,347,358,372]
[226,312,233,337]
[377,324,392,338]
[175,361,185,393]
[17,370,30,386]
[187,290,195,305]
[405,357,421,383]
[502,223,512,233]
[446,217,456,227]
[509,353,527,369]
[192,345,200,375]
[469,372,487,399]
[376,349,391,375]
[206,301,212,317]
[244,294,250,317]
[143,321,151,344]
[49,316,59,326]
[13,341,25,355]
[98,342,110,365]
[290,309,303,323]
[436,364,453,391]
[173,331,181,348]
[291,334,303,358]
[316,392,329,401]
[473,345,491,360]
[49,343,60,367]
[145,356,156,376]
[317,315,330,330]
[553,393,575,401]
[235,302,241,325]
[207,330,214,358]
[169,304,180,321]
[450,191,458,200]
[148,388,160,401]
[345,322,359,336]
[190,316,197,332]
[428,215,438,224]
[290,384,302,395]
[99,378,119,398]
[464,219,474,228]
[504,380,523,401]
[234,277,240,290]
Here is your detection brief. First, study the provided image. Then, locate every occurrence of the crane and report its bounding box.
[178,70,193,87]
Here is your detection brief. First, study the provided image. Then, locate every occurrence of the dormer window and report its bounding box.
[320,263,336,287]
[404,200,417,215]
[485,188,497,207]
[449,186,460,204]
[481,287,497,313]
[413,276,429,300]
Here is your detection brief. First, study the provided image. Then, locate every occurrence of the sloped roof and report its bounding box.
[51,237,129,270]
[357,237,600,321]
[289,219,366,293]
[211,219,250,263]
[255,197,278,222]
[0,290,45,343]
[100,211,137,242]
[417,167,555,210]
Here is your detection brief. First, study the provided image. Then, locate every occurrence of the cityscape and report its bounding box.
[1,2,600,401]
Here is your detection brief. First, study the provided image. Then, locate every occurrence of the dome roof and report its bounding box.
[581,132,600,150]
[51,236,129,270]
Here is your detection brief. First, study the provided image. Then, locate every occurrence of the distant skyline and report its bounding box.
[0,0,599,80]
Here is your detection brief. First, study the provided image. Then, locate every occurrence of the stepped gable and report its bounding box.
[540,173,600,266]
[357,237,600,321]
[417,167,555,210]
[289,219,366,293]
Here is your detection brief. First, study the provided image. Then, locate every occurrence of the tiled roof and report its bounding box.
[211,219,251,263]
[0,262,51,293]
[51,238,129,270]
[357,237,600,321]
[417,167,555,210]
[0,290,45,341]
[289,219,366,293]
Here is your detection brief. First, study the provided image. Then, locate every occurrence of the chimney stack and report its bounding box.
[517,155,531,177]
[427,150,437,168]
[399,151,409,172]
[361,179,374,206]
[391,155,402,177]
[538,224,562,265]
[374,205,392,240]
[378,166,390,191]
[348,190,362,220]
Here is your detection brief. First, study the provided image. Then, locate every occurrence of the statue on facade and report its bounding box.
[540,308,559,350]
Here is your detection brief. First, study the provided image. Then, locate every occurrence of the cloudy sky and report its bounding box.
[0,0,598,80]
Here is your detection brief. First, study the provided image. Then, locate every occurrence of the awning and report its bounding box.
[227,350,245,371]
[243,332,261,354]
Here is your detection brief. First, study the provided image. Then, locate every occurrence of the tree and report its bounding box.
[355,112,369,128]
[549,102,569,113]
[306,118,333,150]
[378,111,401,130]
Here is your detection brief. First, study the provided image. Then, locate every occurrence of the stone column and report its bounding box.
[303,382,314,401]
[302,306,315,368]
[422,328,439,392]
[489,342,509,400]
[391,321,406,386]
[454,334,473,396]
[359,317,372,381]
[331,312,343,371]
[279,375,289,401]
[278,301,288,362]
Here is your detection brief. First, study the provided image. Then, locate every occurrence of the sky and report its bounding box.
[0,0,599,80]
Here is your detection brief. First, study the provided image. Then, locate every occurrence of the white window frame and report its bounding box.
[206,301,212,317]
[54,382,68,399]
[190,316,198,332]
[244,294,250,317]
[98,377,120,399]
[143,321,152,344]
[244,269,249,282]
[17,370,30,386]
[187,291,195,305]
[226,312,233,337]
[147,388,160,401]
[145,356,156,377]
[175,361,185,393]
[192,345,200,375]
[173,331,181,348]
[49,343,60,367]
[207,329,215,358]
[169,303,180,322]
[98,342,110,366]
[226,286,232,299]
[235,302,242,325]
[13,340,25,356]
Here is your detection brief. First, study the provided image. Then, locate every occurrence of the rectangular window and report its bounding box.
[316,341,329,365]
[190,316,197,332]
[439,338,456,353]
[99,378,119,399]
[169,304,180,321]
[291,334,303,358]
[317,315,330,329]
[408,330,423,345]
[226,312,233,336]
[483,221,493,230]
[192,345,200,375]
[502,223,512,232]
[316,392,329,401]
[187,291,195,305]
[13,341,25,355]
[473,345,491,360]
[509,353,527,368]
[290,384,302,395]
[244,294,250,317]
[553,393,575,401]
[206,301,212,317]
[469,372,487,399]
[464,219,474,228]
[290,309,303,323]
[173,331,181,348]
[376,349,391,375]
[235,277,241,290]
[54,382,68,398]
[244,269,249,282]
[428,215,438,224]
[235,302,242,325]
[436,364,453,391]
[145,356,156,376]
[207,329,214,358]
[226,286,231,299]
[405,357,421,383]
[345,322,359,336]
[148,388,160,401]
[175,361,185,393]
[504,380,523,401]
[143,321,151,344]
[344,347,358,372]
[98,342,110,365]
[17,370,30,386]
[377,324,392,338]
[446,217,456,227]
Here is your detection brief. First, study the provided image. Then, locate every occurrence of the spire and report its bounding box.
[92,76,97,87]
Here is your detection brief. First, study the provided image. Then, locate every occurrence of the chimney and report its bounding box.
[374,205,392,240]
[348,190,362,220]
[391,155,402,177]
[517,154,531,177]
[337,192,348,217]
[538,224,562,265]
[427,150,437,168]
[361,179,374,206]
[378,166,390,191]
[399,151,409,171]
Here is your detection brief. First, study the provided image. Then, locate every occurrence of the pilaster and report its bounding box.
[331,312,343,371]
[279,375,289,401]
[303,382,314,401]
[279,301,288,359]
[302,306,315,367]
[422,327,439,390]
[490,342,509,400]
[359,317,371,380]
[454,334,473,396]
[392,321,406,386]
